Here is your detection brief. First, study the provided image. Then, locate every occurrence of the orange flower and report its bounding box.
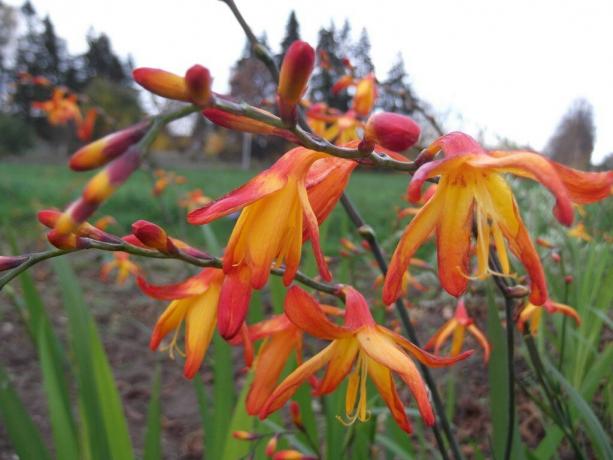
[424,298,490,363]
[100,252,141,285]
[259,286,472,433]
[567,222,592,242]
[76,108,97,142]
[139,268,224,378]
[352,74,377,117]
[178,188,213,211]
[32,87,82,126]
[517,299,581,335]
[244,306,343,416]
[188,147,332,339]
[152,169,188,196]
[384,132,613,306]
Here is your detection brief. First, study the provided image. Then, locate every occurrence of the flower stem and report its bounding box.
[340,193,460,460]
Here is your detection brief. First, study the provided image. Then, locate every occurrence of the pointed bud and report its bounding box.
[69,121,150,171]
[185,65,212,106]
[132,220,177,254]
[0,255,28,272]
[564,275,573,284]
[82,146,141,205]
[202,108,299,142]
[133,67,190,101]
[352,74,377,117]
[272,450,316,460]
[277,41,315,124]
[46,230,91,250]
[265,435,278,457]
[551,252,561,263]
[289,401,304,430]
[535,237,556,249]
[362,112,421,152]
[232,431,259,441]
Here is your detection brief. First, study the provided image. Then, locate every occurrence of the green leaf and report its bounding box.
[38,322,80,460]
[0,364,51,460]
[209,333,235,459]
[143,366,162,460]
[544,359,613,460]
[375,433,414,460]
[53,257,134,460]
[221,370,256,460]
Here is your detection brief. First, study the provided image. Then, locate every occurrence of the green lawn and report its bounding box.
[0,161,410,252]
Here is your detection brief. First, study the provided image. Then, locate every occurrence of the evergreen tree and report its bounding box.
[352,28,374,76]
[279,11,300,61]
[379,54,416,113]
[83,30,129,85]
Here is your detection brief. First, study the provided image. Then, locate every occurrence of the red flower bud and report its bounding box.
[184,65,212,107]
[132,220,177,254]
[289,401,303,430]
[277,41,315,123]
[564,275,573,284]
[265,435,278,457]
[232,431,259,441]
[69,121,149,171]
[363,112,421,152]
[0,255,28,272]
[202,108,298,142]
[133,67,190,101]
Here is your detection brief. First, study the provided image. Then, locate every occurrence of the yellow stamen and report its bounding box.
[337,352,371,427]
[160,326,186,359]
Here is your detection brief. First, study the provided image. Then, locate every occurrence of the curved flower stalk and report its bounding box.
[259,285,472,433]
[188,147,333,339]
[384,132,613,306]
[424,298,490,363]
[517,299,581,335]
[138,268,224,379]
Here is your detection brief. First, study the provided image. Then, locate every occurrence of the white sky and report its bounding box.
[11,0,613,162]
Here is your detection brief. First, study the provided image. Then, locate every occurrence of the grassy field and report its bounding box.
[0,161,413,252]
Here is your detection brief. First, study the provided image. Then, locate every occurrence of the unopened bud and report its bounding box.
[46,230,90,250]
[265,435,278,457]
[185,65,212,106]
[133,67,190,101]
[363,112,421,152]
[564,275,573,284]
[232,430,259,441]
[535,237,556,249]
[0,255,28,272]
[272,450,316,460]
[277,41,315,124]
[507,285,530,298]
[202,108,298,142]
[289,401,303,430]
[352,74,376,117]
[69,121,149,171]
[550,252,561,263]
[132,220,177,254]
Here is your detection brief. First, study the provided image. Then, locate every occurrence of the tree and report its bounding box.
[545,99,595,169]
[352,28,374,76]
[279,11,300,62]
[83,30,130,85]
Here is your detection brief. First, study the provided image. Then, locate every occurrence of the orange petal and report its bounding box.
[366,356,412,433]
[548,301,581,326]
[395,356,435,426]
[259,342,336,418]
[246,329,299,415]
[137,269,221,300]
[423,319,457,355]
[469,151,573,226]
[315,338,359,395]
[467,324,491,363]
[183,286,220,379]
[149,299,191,350]
[247,314,293,341]
[298,182,331,281]
[383,188,444,304]
[381,327,474,367]
[435,179,474,297]
[284,286,350,340]
[187,170,286,225]
[217,266,253,340]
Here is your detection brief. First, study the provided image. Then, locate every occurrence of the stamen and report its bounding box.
[160,327,185,359]
[337,353,371,426]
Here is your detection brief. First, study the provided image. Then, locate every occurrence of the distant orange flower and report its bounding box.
[424,298,490,363]
[178,188,212,211]
[32,87,82,126]
[517,299,581,335]
[100,252,141,285]
[567,222,592,242]
[384,132,613,306]
[259,286,471,433]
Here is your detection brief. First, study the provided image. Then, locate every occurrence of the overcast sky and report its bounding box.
[12,0,613,162]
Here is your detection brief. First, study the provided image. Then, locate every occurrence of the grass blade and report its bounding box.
[143,366,162,460]
[0,364,51,460]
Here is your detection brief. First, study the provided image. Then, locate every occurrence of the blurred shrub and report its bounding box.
[0,113,34,155]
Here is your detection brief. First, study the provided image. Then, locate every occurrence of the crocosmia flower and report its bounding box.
[138,268,224,378]
[188,147,331,339]
[424,298,490,363]
[259,286,471,433]
[517,299,581,335]
[100,252,141,286]
[384,132,613,306]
